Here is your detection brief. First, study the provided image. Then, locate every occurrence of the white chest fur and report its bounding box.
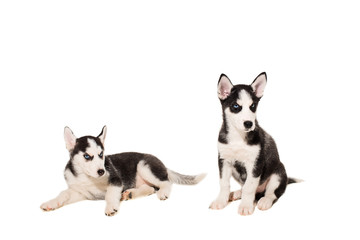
[64,169,109,200]
[218,125,260,166]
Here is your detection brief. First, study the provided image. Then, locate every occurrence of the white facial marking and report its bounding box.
[86,139,105,178]
[72,138,105,179]
[225,90,257,132]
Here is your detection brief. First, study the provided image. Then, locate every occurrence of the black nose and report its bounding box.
[97,169,105,176]
[244,121,253,129]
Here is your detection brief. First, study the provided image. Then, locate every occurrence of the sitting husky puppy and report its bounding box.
[41,126,205,216]
[210,72,300,215]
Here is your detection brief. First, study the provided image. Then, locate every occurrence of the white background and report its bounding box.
[1,0,359,239]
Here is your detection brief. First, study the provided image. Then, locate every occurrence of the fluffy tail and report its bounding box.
[287,177,304,185]
[167,169,206,185]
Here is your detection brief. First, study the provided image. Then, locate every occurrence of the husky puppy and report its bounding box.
[41,126,206,216]
[210,72,300,215]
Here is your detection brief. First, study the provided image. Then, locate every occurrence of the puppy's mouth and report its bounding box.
[86,171,107,179]
[243,127,255,133]
[235,126,254,133]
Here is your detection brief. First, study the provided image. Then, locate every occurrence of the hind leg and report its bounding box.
[229,189,242,202]
[156,181,172,200]
[257,174,286,211]
[122,174,157,200]
[137,160,172,200]
[122,185,156,201]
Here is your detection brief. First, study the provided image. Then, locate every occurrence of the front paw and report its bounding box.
[105,203,119,216]
[209,198,228,210]
[40,199,63,211]
[238,202,255,216]
[257,197,274,211]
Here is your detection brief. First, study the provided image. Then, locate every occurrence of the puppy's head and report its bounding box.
[217,72,267,132]
[64,126,107,178]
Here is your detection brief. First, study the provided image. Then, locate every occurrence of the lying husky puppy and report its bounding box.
[41,126,205,216]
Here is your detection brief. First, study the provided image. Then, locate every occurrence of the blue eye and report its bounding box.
[231,103,242,113]
[84,154,91,160]
[99,152,103,158]
[250,103,257,112]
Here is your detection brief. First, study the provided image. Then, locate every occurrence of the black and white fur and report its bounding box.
[41,126,206,216]
[210,72,300,215]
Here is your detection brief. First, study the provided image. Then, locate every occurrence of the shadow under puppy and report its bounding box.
[41,126,206,216]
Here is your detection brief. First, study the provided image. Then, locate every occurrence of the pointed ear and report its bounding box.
[217,74,234,100]
[251,72,267,98]
[64,127,77,151]
[97,125,107,145]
